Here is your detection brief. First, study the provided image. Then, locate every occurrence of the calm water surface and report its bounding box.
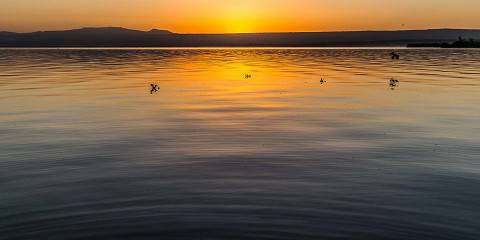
[1,48,479,239]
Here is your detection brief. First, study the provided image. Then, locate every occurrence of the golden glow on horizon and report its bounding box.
[1,0,480,33]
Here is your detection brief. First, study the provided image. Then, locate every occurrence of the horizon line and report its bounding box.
[3,26,480,35]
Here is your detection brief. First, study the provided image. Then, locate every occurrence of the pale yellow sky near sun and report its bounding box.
[1,0,480,33]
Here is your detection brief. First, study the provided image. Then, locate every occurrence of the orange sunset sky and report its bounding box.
[2,0,480,33]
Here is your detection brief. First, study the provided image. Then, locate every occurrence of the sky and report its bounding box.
[2,0,480,33]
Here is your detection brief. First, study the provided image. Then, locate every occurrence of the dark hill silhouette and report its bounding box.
[148,29,173,34]
[1,27,480,47]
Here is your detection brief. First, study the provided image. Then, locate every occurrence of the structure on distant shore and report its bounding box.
[408,36,480,48]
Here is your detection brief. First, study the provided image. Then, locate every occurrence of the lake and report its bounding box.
[1,48,479,239]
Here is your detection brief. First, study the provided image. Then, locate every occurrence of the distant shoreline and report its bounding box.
[1,27,480,48]
[0,46,410,50]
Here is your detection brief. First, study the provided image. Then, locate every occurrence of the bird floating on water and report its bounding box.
[390,52,400,60]
[150,84,159,94]
[320,78,326,84]
[389,78,399,87]
[245,74,252,79]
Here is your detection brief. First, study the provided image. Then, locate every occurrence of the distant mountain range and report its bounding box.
[1,27,480,47]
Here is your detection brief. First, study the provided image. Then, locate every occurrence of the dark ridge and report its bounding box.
[1,27,480,47]
[148,29,174,34]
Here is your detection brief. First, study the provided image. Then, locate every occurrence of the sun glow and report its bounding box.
[223,18,255,33]
[2,0,480,33]
[218,6,258,33]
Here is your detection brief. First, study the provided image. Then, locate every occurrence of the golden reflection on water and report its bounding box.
[1,48,479,156]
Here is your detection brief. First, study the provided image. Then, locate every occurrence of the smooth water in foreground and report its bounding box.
[1,48,479,239]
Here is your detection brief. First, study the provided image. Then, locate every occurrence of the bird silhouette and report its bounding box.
[150,84,159,94]
[389,78,399,88]
[390,52,400,60]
